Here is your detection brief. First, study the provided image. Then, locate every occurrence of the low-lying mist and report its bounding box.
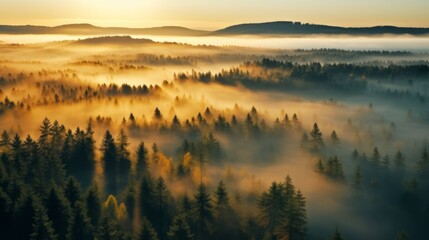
[0,37,428,240]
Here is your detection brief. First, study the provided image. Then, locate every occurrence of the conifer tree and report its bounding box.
[140,174,156,220]
[136,141,149,176]
[167,214,194,240]
[330,130,340,146]
[45,186,72,240]
[85,184,101,228]
[30,205,57,240]
[258,181,284,239]
[310,123,323,150]
[371,147,381,167]
[100,130,118,195]
[139,217,159,240]
[67,202,93,240]
[117,128,131,190]
[192,184,214,239]
[64,177,82,208]
[153,177,171,239]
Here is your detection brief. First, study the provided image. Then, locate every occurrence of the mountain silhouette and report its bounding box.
[1,21,428,36]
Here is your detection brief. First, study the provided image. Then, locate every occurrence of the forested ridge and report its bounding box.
[0,112,310,240]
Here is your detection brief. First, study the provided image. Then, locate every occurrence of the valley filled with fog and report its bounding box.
[0,35,428,240]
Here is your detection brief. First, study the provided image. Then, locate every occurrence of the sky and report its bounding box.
[1,0,428,30]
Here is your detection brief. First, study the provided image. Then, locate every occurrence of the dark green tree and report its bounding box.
[85,184,101,228]
[64,177,82,208]
[100,130,118,195]
[45,186,72,240]
[136,141,149,176]
[167,214,193,240]
[67,202,93,240]
[171,115,181,131]
[192,184,214,239]
[140,174,155,220]
[117,128,131,191]
[30,205,57,240]
[139,217,159,240]
[153,177,171,239]
[258,181,285,239]
[309,123,323,150]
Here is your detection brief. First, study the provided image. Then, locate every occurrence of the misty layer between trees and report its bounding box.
[0,39,428,240]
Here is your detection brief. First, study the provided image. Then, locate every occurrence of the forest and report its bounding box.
[0,36,428,240]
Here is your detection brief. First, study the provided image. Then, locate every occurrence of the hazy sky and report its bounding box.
[1,0,428,29]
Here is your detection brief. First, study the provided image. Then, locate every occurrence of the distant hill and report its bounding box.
[214,21,429,35]
[1,21,429,36]
[0,23,209,36]
[72,36,155,45]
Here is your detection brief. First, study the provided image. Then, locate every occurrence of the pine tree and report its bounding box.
[64,177,82,208]
[289,190,307,240]
[0,130,11,152]
[167,214,194,240]
[15,193,39,239]
[30,204,57,240]
[38,117,52,155]
[371,147,381,167]
[83,122,96,187]
[153,177,171,239]
[49,120,65,158]
[22,135,39,182]
[123,181,137,222]
[292,113,301,128]
[244,113,254,136]
[171,115,181,131]
[258,181,285,239]
[140,174,155,220]
[214,181,230,221]
[192,184,214,239]
[85,184,101,228]
[330,130,340,146]
[326,156,345,180]
[100,130,118,195]
[136,141,149,176]
[61,130,74,175]
[213,180,237,239]
[67,202,93,240]
[117,128,131,190]
[309,123,323,150]
[139,217,159,240]
[283,114,291,129]
[45,186,72,240]
[11,134,24,175]
[97,195,124,239]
